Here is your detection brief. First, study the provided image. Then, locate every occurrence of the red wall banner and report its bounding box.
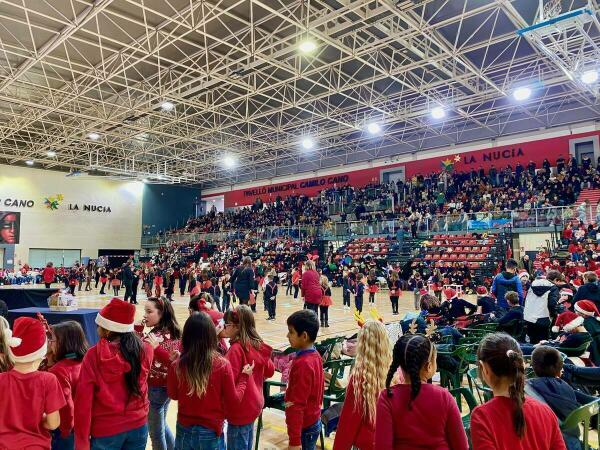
[205,131,600,208]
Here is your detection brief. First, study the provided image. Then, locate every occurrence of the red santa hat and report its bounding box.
[575,300,600,320]
[560,288,573,299]
[197,299,224,326]
[7,317,47,363]
[476,286,488,295]
[519,270,530,280]
[552,311,585,333]
[95,298,136,333]
[443,288,457,300]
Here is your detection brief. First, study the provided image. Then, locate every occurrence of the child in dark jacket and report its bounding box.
[354,274,365,314]
[525,346,596,450]
[264,275,278,320]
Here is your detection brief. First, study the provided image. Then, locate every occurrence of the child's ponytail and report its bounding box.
[477,333,526,438]
[507,349,526,438]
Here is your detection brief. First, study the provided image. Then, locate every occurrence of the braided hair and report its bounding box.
[385,334,435,410]
[477,333,526,438]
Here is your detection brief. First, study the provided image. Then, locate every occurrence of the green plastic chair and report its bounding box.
[560,399,600,450]
[322,358,354,409]
[315,336,345,365]
[497,318,525,341]
[466,367,493,404]
[439,344,476,390]
[449,387,478,442]
[559,338,593,358]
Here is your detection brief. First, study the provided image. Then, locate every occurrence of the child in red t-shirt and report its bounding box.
[48,321,88,450]
[167,312,252,449]
[471,333,566,450]
[0,317,65,449]
[222,305,275,449]
[375,334,468,450]
[334,320,391,450]
[285,310,324,450]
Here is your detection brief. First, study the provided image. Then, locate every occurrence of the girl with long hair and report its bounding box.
[75,299,153,450]
[48,321,88,450]
[387,271,401,315]
[375,334,468,450]
[319,275,332,328]
[0,316,13,372]
[135,297,182,450]
[167,313,253,450]
[471,333,566,449]
[333,321,391,450]
[222,305,275,449]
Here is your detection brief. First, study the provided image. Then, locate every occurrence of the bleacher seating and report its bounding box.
[344,237,390,260]
[413,233,505,270]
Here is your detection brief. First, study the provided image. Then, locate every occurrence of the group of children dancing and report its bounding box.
[0,291,583,450]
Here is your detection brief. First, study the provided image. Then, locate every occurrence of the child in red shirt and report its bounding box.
[0,317,65,450]
[167,312,252,449]
[134,297,182,450]
[375,334,468,450]
[74,298,153,450]
[222,305,275,449]
[48,321,88,450]
[285,310,324,450]
[334,320,391,450]
[471,333,566,450]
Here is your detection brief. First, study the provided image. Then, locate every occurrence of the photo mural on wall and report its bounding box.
[0,211,20,244]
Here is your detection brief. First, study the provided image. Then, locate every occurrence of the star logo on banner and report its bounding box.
[454,155,461,162]
[44,193,64,210]
[441,158,455,173]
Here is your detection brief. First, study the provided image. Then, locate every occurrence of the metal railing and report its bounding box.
[141,205,574,247]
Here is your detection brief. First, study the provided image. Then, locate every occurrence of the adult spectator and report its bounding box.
[491,259,523,310]
[41,262,56,289]
[121,260,134,303]
[232,256,255,305]
[523,270,561,344]
[573,271,600,306]
[519,254,533,276]
[301,259,322,313]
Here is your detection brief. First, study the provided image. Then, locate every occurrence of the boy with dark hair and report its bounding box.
[497,291,524,339]
[285,310,324,450]
[526,346,596,450]
[491,258,524,310]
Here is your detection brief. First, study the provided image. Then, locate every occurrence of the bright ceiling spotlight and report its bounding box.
[301,137,315,150]
[46,150,56,157]
[431,106,446,119]
[298,39,317,54]
[367,122,382,135]
[87,132,101,140]
[223,154,237,169]
[581,70,599,85]
[513,86,532,101]
[160,101,175,111]
[25,160,34,166]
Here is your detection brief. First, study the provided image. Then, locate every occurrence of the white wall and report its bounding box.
[0,165,143,266]
[515,233,553,258]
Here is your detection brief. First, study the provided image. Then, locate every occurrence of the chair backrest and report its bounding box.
[560,399,600,450]
[323,358,355,399]
[560,338,593,358]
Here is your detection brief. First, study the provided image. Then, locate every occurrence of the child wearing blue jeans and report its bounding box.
[285,310,324,450]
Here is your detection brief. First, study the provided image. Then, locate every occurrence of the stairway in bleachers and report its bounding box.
[575,189,600,222]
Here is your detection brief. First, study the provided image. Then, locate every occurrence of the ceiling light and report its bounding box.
[87,132,100,140]
[513,86,532,101]
[581,70,599,85]
[223,155,237,169]
[299,39,317,54]
[46,150,56,157]
[160,101,175,111]
[301,137,315,150]
[25,160,34,166]
[367,123,382,135]
[431,106,446,119]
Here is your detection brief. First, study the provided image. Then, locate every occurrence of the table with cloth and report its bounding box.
[7,307,100,345]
